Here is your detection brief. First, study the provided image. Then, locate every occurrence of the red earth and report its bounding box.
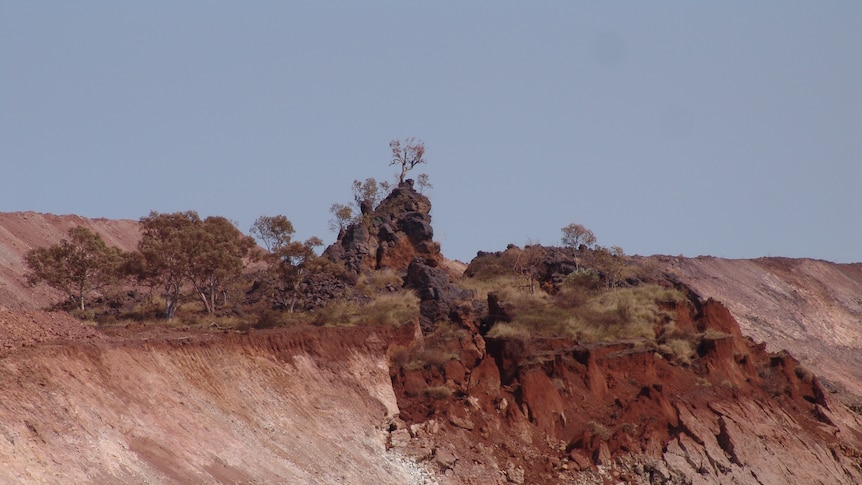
[2,212,862,484]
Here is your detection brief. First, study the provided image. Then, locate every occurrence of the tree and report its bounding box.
[561,223,597,254]
[352,177,390,214]
[250,215,295,253]
[513,241,544,295]
[249,214,325,312]
[389,137,426,184]
[590,245,627,289]
[274,237,323,313]
[561,223,597,270]
[189,216,256,314]
[328,203,353,234]
[24,226,125,311]
[137,211,253,319]
[416,173,433,194]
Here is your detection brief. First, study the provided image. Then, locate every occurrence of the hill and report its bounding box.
[1,204,862,484]
[665,256,862,406]
[0,212,141,312]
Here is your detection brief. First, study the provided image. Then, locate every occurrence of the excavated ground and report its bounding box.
[0,313,437,484]
[3,213,862,484]
[664,256,862,406]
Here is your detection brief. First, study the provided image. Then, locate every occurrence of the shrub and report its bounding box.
[356,268,404,296]
[403,348,460,371]
[254,309,288,329]
[794,365,815,384]
[586,420,611,440]
[423,386,452,400]
[486,322,531,340]
[658,338,694,366]
[314,291,419,326]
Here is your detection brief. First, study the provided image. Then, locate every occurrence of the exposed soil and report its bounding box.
[0,212,141,312]
[3,213,862,484]
[663,256,862,406]
[0,318,435,484]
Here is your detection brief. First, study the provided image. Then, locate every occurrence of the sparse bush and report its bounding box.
[795,365,815,384]
[356,268,403,296]
[586,420,611,440]
[459,274,521,303]
[478,282,687,343]
[254,309,288,329]
[70,308,96,322]
[620,422,639,437]
[702,329,732,340]
[486,322,532,340]
[658,338,694,366]
[314,291,419,326]
[562,268,601,291]
[403,348,460,371]
[423,386,452,400]
[389,345,411,369]
[575,286,685,341]
[463,248,525,281]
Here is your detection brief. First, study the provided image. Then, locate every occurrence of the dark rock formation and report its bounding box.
[324,180,441,274]
[404,257,473,331]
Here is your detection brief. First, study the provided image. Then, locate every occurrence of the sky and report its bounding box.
[1,2,860,263]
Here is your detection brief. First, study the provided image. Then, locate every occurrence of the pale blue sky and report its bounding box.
[2,2,860,262]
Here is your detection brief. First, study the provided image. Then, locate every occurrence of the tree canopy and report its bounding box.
[389,137,427,184]
[137,211,254,319]
[24,226,125,311]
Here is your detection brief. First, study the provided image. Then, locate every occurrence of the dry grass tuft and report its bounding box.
[485,284,687,343]
[315,291,419,326]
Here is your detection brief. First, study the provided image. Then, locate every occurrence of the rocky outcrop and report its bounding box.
[389,291,862,484]
[404,257,478,332]
[324,181,441,274]
[665,256,862,409]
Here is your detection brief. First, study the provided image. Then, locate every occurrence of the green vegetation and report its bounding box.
[24,145,710,359]
[25,226,127,311]
[137,211,255,319]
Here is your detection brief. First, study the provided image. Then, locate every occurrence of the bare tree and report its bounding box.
[416,173,433,193]
[389,137,427,184]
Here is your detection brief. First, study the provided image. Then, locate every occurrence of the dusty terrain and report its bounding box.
[0,212,141,312]
[2,212,862,483]
[664,256,862,405]
[0,313,435,484]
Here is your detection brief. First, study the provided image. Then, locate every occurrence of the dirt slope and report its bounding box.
[3,213,862,483]
[0,212,141,312]
[664,256,862,404]
[0,316,436,484]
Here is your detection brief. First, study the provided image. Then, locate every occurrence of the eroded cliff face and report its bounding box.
[388,298,862,484]
[3,212,862,484]
[0,317,437,484]
[665,256,862,406]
